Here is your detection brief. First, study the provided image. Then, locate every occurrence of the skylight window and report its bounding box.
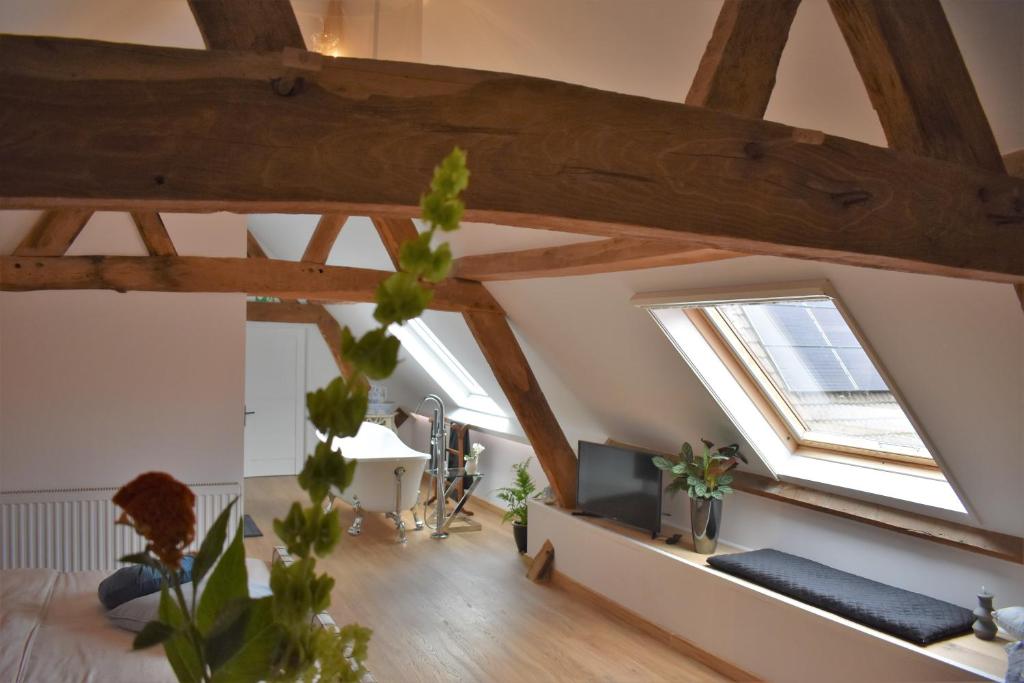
[635,282,936,466]
[707,299,931,461]
[633,281,966,513]
[388,318,506,418]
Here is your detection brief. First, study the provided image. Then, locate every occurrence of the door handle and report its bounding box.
[244,407,256,426]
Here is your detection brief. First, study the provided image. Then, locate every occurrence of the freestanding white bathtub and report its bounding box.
[326,422,430,543]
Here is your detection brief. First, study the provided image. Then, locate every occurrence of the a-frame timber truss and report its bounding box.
[2,0,1023,507]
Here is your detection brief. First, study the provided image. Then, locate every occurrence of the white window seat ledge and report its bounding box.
[776,453,965,515]
[528,502,1008,683]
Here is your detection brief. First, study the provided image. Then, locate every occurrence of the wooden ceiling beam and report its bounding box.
[686,0,801,118]
[453,238,741,281]
[14,209,93,256]
[246,300,326,324]
[1,256,503,314]
[130,211,177,256]
[301,213,348,264]
[829,0,1005,173]
[1,36,1022,284]
[187,0,304,52]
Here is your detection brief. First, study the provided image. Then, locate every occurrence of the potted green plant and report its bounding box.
[652,439,746,554]
[495,458,540,554]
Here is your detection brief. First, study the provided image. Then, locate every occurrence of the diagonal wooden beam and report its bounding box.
[372,216,577,506]
[686,0,801,118]
[829,0,1004,173]
[14,209,93,256]
[1005,150,1024,180]
[314,313,354,379]
[130,211,177,256]
[301,213,348,264]
[246,301,356,378]
[370,217,418,268]
[187,0,304,52]
[463,311,578,507]
[1,256,503,314]
[453,238,741,281]
[246,230,354,376]
[246,231,272,260]
[1,36,1022,284]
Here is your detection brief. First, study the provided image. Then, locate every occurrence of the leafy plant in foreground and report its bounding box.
[114,149,471,682]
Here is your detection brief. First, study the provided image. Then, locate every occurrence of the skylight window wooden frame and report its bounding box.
[638,281,941,472]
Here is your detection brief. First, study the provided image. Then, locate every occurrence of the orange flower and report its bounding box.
[113,472,196,569]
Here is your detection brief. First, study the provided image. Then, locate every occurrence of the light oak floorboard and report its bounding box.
[243,476,728,682]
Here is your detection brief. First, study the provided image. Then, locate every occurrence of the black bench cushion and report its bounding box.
[707,548,974,645]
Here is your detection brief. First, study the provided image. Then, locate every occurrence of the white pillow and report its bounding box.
[995,606,1024,641]
[107,558,272,633]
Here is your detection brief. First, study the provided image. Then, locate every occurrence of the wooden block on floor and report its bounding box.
[528,539,555,583]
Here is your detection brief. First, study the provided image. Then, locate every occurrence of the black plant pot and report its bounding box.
[513,522,528,554]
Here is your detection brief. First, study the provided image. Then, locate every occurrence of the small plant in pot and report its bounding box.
[495,458,540,554]
[653,439,747,554]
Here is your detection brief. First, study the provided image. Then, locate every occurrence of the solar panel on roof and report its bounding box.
[744,301,886,394]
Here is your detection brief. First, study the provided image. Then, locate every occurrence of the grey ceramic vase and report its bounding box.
[690,497,722,554]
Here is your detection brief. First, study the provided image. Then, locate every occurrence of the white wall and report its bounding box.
[0,211,246,492]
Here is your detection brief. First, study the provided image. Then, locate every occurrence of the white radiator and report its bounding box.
[1,482,242,572]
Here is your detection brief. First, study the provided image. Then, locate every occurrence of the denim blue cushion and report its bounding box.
[98,556,194,610]
[1006,641,1024,683]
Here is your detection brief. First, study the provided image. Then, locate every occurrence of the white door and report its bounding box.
[244,324,306,477]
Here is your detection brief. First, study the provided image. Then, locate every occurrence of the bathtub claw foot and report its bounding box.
[386,512,408,544]
[412,506,424,530]
[348,501,364,536]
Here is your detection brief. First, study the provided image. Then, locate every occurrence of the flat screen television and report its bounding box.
[576,441,662,536]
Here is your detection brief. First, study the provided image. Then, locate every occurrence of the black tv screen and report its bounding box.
[577,441,662,535]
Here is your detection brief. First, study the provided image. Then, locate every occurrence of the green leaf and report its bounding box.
[398,231,434,278]
[717,485,734,495]
[204,597,253,672]
[341,327,400,380]
[680,442,693,462]
[313,508,342,558]
[373,272,433,326]
[159,584,203,683]
[119,552,162,571]
[430,147,470,198]
[132,620,175,650]
[651,456,674,471]
[423,242,453,283]
[209,597,281,683]
[670,463,687,476]
[718,474,733,486]
[192,498,236,587]
[306,376,368,440]
[196,521,248,635]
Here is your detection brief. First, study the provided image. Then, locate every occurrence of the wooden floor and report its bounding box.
[243,476,729,683]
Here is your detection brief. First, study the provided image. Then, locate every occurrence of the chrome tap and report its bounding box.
[416,394,449,539]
